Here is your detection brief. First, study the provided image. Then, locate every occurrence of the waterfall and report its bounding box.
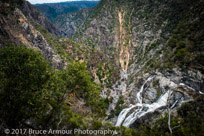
[137,76,155,104]
[115,76,154,126]
[115,76,171,127]
[115,104,135,126]
[122,90,170,127]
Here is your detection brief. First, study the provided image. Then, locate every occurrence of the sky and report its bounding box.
[27,0,99,4]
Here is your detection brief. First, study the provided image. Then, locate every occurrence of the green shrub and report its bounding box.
[0,46,51,128]
[168,38,177,48]
[175,48,186,58]
[115,96,125,116]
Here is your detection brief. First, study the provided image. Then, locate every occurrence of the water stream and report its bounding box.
[116,76,171,127]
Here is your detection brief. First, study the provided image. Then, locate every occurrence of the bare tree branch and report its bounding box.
[167,90,173,135]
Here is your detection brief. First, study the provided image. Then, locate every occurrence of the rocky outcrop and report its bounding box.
[127,68,202,125]
[0,3,63,69]
[20,1,60,37]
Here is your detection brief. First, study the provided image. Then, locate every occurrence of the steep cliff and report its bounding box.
[0,2,63,68]
[20,1,60,37]
[54,8,93,38]
[0,1,117,134]
[73,0,204,128]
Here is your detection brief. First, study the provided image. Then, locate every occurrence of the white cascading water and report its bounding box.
[123,90,170,127]
[137,76,155,104]
[116,76,171,127]
[115,104,135,126]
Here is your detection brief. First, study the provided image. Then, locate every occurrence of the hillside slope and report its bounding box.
[34,1,99,22]
[73,0,204,129]
[0,2,63,69]
[20,1,60,37]
[54,8,93,38]
[0,1,121,135]
[0,0,120,119]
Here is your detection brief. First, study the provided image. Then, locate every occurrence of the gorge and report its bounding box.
[0,0,203,135]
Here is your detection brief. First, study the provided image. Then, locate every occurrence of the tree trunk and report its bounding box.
[167,106,172,135]
[167,90,173,135]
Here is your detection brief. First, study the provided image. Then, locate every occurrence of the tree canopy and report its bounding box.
[0,46,106,129]
[0,46,51,128]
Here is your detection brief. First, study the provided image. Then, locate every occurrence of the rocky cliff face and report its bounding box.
[73,0,204,127]
[54,8,93,38]
[0,1,119,88]
[0,2,63,69]
[20,1,60,37]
